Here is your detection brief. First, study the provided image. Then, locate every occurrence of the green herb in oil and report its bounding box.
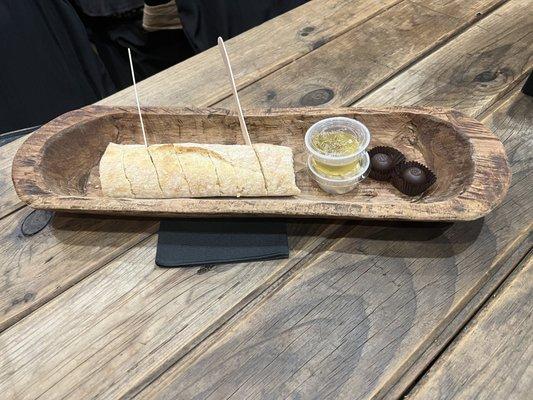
[312,130,359,156]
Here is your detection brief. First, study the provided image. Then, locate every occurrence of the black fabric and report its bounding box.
[176,0,309,53]
[71,0,143,17]
[522,70,533,96]
[0,0,115,133]
[156,219,289,267]
[145,0,170,6]
[73,4,194,89]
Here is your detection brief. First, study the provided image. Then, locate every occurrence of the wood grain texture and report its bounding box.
[98,0,402,107]
[0,3,530,399]
[12,106,510,221]
[0,210,157,332]
[137,91,532,400]
[407,252,533,400]
[378,84,533,398]
[0,137,25,218]
[0,0,516,329]
[0,221,341,399]
[358,0,533,114]
[216,0,507,109]
[0,0,402,333]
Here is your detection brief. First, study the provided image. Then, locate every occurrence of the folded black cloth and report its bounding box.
[156,218,289,267]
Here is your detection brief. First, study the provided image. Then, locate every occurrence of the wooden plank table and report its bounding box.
[0,0,531,398]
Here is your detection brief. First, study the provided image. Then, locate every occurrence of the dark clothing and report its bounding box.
[76,10,193,89]
[0,0,310,132]
[176,0,308,52]
[72,1,193,90]
[0,0,115,133]
[71,0,143,17]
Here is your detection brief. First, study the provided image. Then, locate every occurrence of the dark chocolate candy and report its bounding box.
[401,166,427,185]
[368,146,406,181]
[371,153,393,171]
[391,161,436,196]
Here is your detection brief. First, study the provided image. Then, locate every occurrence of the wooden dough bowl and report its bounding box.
[12,106,510,221]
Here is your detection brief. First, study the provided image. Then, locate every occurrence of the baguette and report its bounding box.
[99,143,300,198]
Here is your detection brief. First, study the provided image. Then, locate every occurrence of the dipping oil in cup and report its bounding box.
[305,117,371,194]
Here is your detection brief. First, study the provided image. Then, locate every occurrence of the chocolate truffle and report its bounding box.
[368,146,406,181]
[401,166,427,185]
[391,161,436,196]
[371,153,393,171]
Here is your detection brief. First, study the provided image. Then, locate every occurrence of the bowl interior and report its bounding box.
[38,109,474,204]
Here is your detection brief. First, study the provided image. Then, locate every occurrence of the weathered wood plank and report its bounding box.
[407,252,532,400]
[0,137,25,219]
[216,0,508,110]
[383,232,531,399]
[0,0,504,332]
[137,91,532,400]
[358,0,533,114]
[0,221,341,399]
[98,0,402,107]
[0,2,529,398]
[1,41,531,400]
[0,210,157,332]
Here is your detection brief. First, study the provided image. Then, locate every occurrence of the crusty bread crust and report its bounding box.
[100,143,300,198]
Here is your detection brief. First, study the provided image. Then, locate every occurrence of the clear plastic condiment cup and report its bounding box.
[304,117,371,167]
[308,152,370,195]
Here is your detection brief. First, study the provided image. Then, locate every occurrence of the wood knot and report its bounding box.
[21,210,53,236]
[300,88,334,106]
[266,90,276,101]
[311,38,327,50]
[474,71,497,82]
[299,26,315,37]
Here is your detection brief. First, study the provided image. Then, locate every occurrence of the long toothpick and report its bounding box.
[217,37,252,146]
[128,48,148,147]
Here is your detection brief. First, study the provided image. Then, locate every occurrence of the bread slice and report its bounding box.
[174,144,220,197]
[100,143,299,198]
[99,143,132,198]
[122,144,162,198]
[254,143,300,196]
[148,144,190,197]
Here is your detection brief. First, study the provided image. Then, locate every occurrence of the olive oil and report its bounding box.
[312,158,361,178]
[311,130,359,156]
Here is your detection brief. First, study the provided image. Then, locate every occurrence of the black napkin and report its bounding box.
[156,218,289,267]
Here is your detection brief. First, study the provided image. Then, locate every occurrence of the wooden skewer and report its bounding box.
[127,48,148,147]
[217,37,252,146]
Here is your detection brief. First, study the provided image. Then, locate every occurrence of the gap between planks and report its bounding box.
[98,0,406,108]
[119,222,358,398]
[384,230,532,399]
[133,78,533,397]
[351,0,511,108]
[214,0,510,109]
[0,0,508,332]
[406,247,533,399]
[0,1,528,396]
[402,244,533,398]
[132,87,531,397]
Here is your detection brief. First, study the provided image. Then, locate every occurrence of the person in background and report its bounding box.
[0,0,308,133]
[70,0,194,89]
[0,0,115,133]
[176,0,308,52]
